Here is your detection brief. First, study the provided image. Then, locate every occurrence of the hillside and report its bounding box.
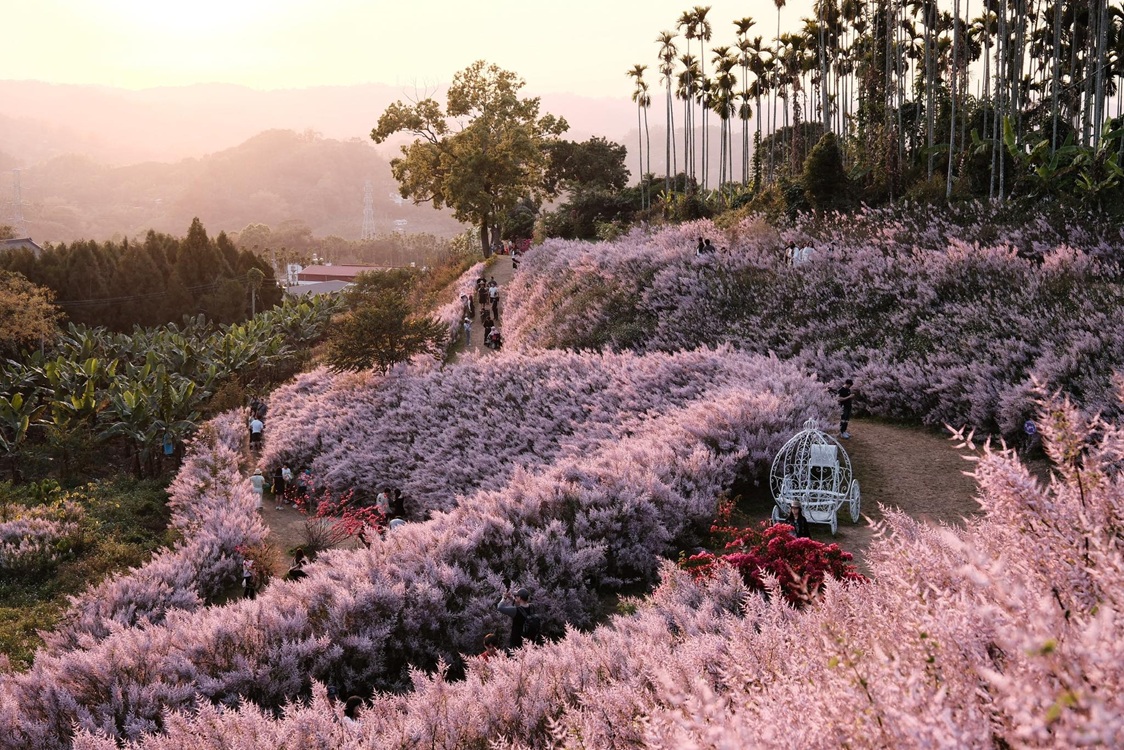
[1,212,1120,748]
[0,80,639,244]
[4,129,464,243]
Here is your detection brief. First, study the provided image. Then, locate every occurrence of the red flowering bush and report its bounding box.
[291,485,385,552]
[682,501,865,606]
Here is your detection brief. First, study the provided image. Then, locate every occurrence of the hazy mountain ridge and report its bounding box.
[0,80,635,243]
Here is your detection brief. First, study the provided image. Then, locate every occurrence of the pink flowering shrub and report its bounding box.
[260,348,829,517]
[433,260,486,344]
[41,410,268,653]
[63,392,1124,749]
[504,210,1124,437]
[0,499,86,573]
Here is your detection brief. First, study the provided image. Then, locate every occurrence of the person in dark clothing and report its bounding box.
[390,488,406,519]
[837,378,855,438]
[497,587,533,650]
[785,500,810,538]
[481,311,494,344]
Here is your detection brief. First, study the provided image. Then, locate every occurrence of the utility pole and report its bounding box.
[361,180,376,240]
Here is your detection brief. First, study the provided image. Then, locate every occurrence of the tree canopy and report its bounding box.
[543,137,630,194]
[0,271,61,353]
[326,269,447,374]
[371,61,568,255]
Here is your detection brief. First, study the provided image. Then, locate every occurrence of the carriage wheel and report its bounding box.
[849,480,861,523]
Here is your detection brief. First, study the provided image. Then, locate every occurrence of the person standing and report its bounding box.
[481,311,494,346]
[497,587,540,650]
[785,499,810,538]
[241,558,257,599]
[272,466,287,509]
[250,468,265,510]
[837,378,855,439]
[462,317,472,345]
[249,416,264,449]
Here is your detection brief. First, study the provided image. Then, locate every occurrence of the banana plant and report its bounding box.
[0,392,47,481]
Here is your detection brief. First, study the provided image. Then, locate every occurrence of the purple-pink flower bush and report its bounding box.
[0,350,827,748]
[504,210,1124,437]
[40,410,268,653]
[0,499,86,574]
[260,348,824,516]
[63,393,1124,749]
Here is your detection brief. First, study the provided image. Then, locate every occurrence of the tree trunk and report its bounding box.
[479,221,491,258]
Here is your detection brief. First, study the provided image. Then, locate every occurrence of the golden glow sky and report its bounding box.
[7,0,814,98]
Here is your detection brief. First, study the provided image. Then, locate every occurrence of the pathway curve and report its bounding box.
[740,418,981,571]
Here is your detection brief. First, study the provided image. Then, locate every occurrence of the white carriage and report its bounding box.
[769,419,861,535]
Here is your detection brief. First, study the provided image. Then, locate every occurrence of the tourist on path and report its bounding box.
[837,379,855,439]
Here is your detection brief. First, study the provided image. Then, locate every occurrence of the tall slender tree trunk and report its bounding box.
[947,0,960,199]
[1051,0,1063,151]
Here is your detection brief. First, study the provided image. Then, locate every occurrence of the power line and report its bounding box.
[53,273,262,308]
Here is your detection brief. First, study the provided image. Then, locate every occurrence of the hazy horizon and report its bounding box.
[7,1,814,97]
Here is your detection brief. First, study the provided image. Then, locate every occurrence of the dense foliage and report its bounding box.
[0,350,828,747]
[503,209,1124,438]
[0,219,281,330]
[0,272,61,355]
[57,395,1124,749]
[325,270,447,374]
[0,296,338,480]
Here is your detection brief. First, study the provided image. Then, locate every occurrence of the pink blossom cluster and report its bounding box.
[63,394,1124,749]
[0,500,85,573]
[40,410,268,654]
[0,350,828,748]
[504,213,1123,436]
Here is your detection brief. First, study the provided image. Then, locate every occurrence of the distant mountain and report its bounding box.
[7,129,463,243]
[0,81,637,243]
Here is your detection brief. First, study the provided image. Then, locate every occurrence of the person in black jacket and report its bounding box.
[785,500,810,538]
[497,587,533,650]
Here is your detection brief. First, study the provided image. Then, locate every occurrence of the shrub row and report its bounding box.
[503,212,1124,437]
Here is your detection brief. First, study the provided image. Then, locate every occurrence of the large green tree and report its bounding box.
[371,61,568,256]
[326,269,446,374]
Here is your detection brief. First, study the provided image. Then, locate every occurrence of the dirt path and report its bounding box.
[462,255,514,354]
[738,418,981,572]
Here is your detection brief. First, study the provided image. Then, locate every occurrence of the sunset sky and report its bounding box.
[8,0,815,98]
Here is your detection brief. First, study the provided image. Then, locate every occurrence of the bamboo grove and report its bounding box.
[627,1,1124,210]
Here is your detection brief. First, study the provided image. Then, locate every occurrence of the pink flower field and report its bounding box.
[3,209,1123,749]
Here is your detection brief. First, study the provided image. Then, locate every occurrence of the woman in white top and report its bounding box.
[249,469,265,510]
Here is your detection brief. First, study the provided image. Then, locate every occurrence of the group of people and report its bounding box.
[248,395,268,450]
[459,275,503,350]
[249,464,311,512]
[784,241,817,265]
